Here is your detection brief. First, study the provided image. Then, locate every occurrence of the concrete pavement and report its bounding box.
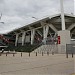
[0,52,75,75]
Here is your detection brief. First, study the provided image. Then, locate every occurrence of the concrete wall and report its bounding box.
[18,37,22,43]
[58,30,71,53]
[25,35,30,43]
[18,35,30,43]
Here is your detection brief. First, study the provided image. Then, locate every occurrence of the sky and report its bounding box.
[0,0,74,34]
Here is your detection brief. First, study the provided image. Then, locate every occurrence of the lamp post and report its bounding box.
[0,13,4,24]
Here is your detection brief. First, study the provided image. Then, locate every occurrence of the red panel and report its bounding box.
[58,36,60,44]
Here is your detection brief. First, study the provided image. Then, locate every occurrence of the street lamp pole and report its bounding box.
[0,13,4,24]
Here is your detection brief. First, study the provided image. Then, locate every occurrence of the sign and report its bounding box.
[58,36,60,44]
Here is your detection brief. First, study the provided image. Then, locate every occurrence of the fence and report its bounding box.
[66,44,75,54]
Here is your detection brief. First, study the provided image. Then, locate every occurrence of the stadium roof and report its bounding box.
[6,13,75,34]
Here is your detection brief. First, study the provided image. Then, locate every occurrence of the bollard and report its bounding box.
[0,53,1,56]
[29,52,30,57]
[42,52,43,56]
[21,52,22,57]
[6,53,7,56]
[13,53,15,57]
[66,53,68,58]
[47,52,49,56]
[36,52,37,56]
[52,52,54,55]
[72,53,73,58]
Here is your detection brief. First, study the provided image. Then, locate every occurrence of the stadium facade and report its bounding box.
[0,13,75,53]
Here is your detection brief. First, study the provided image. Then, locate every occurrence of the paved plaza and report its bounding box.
[0,52,75,75]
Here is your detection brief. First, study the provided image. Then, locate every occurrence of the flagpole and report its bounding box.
[60,0,65,30]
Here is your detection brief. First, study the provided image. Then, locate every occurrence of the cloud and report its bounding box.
[64,0,74,14]
[0,0,74,34]
[74,0,75,14]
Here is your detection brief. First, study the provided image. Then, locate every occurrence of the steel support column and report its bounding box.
[31,29,35,45]
[15,34,19,46]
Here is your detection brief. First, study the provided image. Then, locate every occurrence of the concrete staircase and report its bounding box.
[34,44,58,54]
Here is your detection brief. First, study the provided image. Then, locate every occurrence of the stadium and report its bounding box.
[0,0,75,75]
[0,13,75,54]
